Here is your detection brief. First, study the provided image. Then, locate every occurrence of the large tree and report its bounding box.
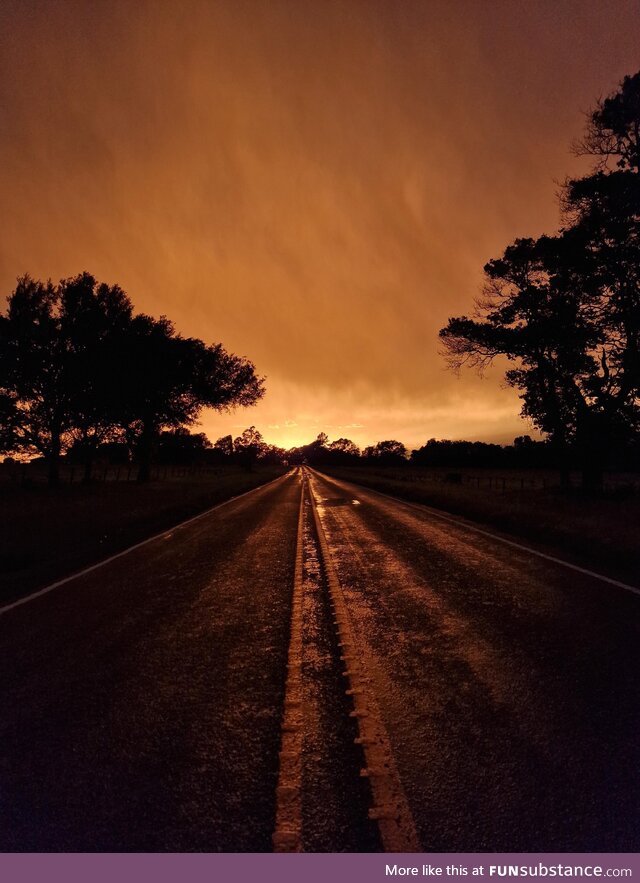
[0,273,132,484]
[0,392,20,455]
[212,434,234,459]
[233,425,267,470]
[116,315,264,481]
[327,437,361,465]
[440,71,640,489]
[0,273,265,483]
[156,428,212,465]
[363,439,407,465]
[61,273,134,481]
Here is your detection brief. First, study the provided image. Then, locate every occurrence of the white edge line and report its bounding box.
[0,469,295,618]
[313,469,640,598]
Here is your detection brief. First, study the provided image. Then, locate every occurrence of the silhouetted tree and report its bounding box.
[440,70,640,490]
[0,273,265,484]
[61,273,134,481]
[117,316,264,481]
[412,438,503,468]
[233,425,267,470]
[0,393,19,454]
[409,436,554,469]
[573,70,640,171]
[156,428,212,465]
[326,437,361,465]
[301,432,329,466]
[0,276,64,483]
[262,444,287,465]
[0,273,132,484]
[368,439,407,465]
[213,434,234,459]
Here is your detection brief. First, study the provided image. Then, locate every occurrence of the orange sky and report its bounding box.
[1,0,639,450]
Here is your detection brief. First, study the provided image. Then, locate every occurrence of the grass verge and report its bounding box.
[319,466,640,586]
[0,466,288,605]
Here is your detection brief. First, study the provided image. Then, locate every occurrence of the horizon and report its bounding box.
[198,424,537,453]
[2,1,639,450]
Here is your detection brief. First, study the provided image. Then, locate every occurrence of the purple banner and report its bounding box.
[1,854,638,883]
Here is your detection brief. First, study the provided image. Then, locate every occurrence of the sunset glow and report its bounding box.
[1,0,638,449]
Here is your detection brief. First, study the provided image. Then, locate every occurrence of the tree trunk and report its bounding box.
[137,459,151,483]
[577,417,608,493]
[136,423,155,483]
[48,431,61,487]
[83,455,94,484]
[581,439,606,492]
[582,463,604,492]
[559,465,571,490]
[554,439,571,490]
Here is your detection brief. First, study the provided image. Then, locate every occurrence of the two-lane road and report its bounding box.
[308,469,640,851]
[1,466,639,851]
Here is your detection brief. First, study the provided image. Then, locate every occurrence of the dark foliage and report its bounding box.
[0,273,264,483]
[440,70,640,489]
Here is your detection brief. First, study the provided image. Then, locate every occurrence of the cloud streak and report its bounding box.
[1,0,638,447]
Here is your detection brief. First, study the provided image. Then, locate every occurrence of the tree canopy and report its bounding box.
[440,70,640,487]
[0,273,264,482]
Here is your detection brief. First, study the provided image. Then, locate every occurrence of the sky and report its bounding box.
[1,0,639,451]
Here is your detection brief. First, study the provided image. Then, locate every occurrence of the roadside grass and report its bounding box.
[0,465,288,605]
[319,466,640,585]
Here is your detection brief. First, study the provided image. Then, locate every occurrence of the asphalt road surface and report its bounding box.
[1,467,639,851]
[0,472,300,851]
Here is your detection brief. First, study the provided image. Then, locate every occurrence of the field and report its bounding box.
[319,465,640,584]
[0,464,288,604]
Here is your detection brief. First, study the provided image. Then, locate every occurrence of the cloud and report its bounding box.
[1,0,638,447]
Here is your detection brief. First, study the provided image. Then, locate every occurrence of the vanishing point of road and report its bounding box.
[1,467,639,851]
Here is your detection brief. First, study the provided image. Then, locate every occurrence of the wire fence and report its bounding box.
[351,467,640,494]
[2,461,639,493]
[0,462,227,487]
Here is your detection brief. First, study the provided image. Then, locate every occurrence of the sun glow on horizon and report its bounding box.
[1,2,637,448]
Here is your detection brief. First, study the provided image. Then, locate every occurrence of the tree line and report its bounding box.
[79,428,566,472]
[280,432,607,471]
[0,273,264,484]
[8,416,638,481]
[440,70,640,489]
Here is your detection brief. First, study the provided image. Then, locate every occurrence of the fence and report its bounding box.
[0,462,226,487]
[357,467,640,494]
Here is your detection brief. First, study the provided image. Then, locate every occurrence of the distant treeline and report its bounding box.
[14,427,635,476]
[287,433,640,471]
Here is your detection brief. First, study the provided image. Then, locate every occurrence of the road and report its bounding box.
[0,472,299,851]
[307,469,640,852]
[1,467,639,851]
